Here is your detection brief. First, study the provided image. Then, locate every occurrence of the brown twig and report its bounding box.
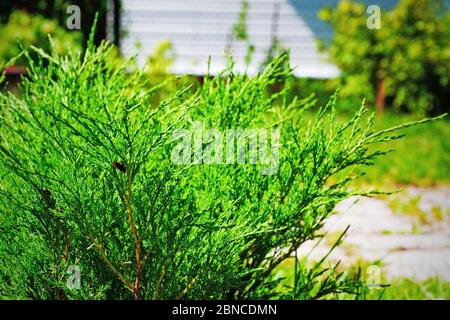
[153,261,167,300]
[89,236,135,292]
[124,170,143,300]
[176,276,198,300]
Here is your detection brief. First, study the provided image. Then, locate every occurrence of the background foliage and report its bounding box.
[0,0,107,46]
[0,10,82,66]
[319,0,450,115]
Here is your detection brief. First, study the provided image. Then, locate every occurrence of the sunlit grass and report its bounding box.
[323,111,450,187]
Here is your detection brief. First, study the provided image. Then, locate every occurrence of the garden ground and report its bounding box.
[275,186,449,299]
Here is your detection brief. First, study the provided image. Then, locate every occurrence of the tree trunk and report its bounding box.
[375,77,385,113]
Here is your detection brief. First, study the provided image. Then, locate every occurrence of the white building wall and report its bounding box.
[120,0,340,78]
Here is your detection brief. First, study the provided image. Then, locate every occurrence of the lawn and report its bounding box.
[322,111,450,187]
[357,112,449,187]
[273,258,450,300]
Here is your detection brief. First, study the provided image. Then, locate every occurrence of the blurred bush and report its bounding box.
[320,0,450,115]
[0,10,82,66]
[0,0,108,47]
[144,40,200,107]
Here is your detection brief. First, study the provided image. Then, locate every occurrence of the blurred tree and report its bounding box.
[0,0,108,46]
[320,0,450,115]
[0,10,82,66]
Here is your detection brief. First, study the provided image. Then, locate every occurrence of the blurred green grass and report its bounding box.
[333,111,450,187]
[366,278,450,300]
[273,258,450,300]
[291,78,449,187]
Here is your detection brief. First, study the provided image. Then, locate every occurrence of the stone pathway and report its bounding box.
[297,186,450,281]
